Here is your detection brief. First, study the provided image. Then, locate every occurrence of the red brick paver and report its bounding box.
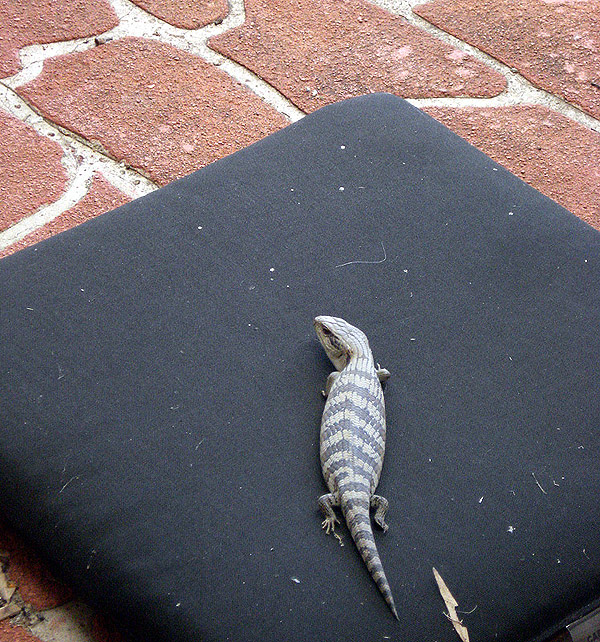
[0,0,118,78]
[415,0,600,120]
[209,0,506,112]
[0,174,131,258]
[0,522,72,611]
[129,0,228,30]
[424,105,600,229]
[0,111,68,232]
[0,621,41,642]
[17,38,288,186]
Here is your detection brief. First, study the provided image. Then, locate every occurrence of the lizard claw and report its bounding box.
[321,516,339,535]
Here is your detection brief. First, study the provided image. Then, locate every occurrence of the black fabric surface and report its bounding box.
[1,94,599,642]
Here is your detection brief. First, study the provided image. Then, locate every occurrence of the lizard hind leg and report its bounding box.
[370,495,390,532]
[318,493,341,535]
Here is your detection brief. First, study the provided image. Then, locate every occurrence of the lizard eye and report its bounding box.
[322,327,332,336]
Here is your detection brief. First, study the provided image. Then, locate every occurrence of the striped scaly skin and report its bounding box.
[314,316,397,620]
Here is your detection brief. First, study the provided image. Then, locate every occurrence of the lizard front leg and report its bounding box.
[322,371,340,398]
[376,365,391,384]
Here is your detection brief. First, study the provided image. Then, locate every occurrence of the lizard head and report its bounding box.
[314,315,370,370]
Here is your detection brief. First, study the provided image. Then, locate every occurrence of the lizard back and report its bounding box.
[320,356,386,495]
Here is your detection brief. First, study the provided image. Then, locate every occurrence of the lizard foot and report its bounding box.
[318,493,342,544]
[322,516,343,545]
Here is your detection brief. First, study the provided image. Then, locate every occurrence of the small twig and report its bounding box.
[335,241,387,268]
[531,472,547,495]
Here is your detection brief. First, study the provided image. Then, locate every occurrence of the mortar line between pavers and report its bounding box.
[408,94,600,132]
[0,167,93,251]
[369,0,600,133]
[0,82,160,195]
[0,81,157,247]
[39,116,161,190]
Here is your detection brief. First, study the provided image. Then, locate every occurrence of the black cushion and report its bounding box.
[1,94,599,642]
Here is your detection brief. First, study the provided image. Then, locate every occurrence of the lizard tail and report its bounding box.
[340,489,399,620]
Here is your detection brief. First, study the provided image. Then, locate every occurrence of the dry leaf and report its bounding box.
[0,566,15,602]
[0,602,21,622]
[433,567,470,642]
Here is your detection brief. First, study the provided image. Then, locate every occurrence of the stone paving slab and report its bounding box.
[17,37,289,186]
[0,111,68,232]
[0,174,130,259]
[129,0,229,30]
[0,0,118,78]
[209,0,506,112]
[424,105,600,230]
[415,0,600,120]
